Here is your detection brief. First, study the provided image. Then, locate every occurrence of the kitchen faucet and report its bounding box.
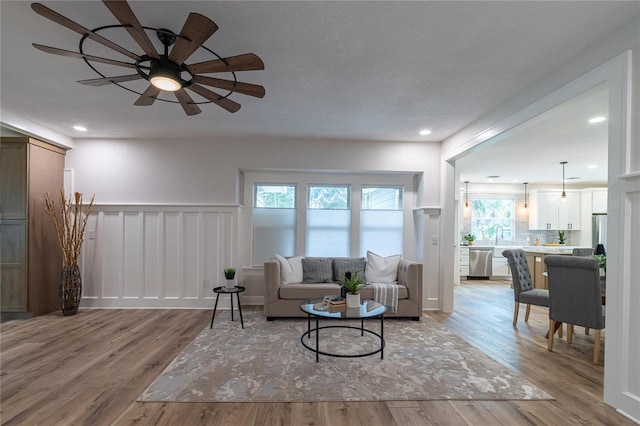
[495,225,504,245]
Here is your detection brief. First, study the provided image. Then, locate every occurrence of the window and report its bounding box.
[471,199,514,241]
[247,172,413,266]
[306,185,350,257]
[361,186,403,256]
[252,184,296,266]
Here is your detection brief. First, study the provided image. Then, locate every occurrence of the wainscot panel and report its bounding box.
[79,205,242,309]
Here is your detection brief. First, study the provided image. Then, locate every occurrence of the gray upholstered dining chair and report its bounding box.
[572,248,594,256]
[502,249,550,326]
[544,255,605,364]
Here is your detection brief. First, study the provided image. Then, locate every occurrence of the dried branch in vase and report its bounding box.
[43,190,95,266]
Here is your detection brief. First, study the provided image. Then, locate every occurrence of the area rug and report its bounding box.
[138,312,552,403]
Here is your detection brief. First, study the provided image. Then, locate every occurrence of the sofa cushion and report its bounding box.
[365,251,401,283]
[275,254,304,284]
[302,258,333,283]
[332,257,366,283]
[279,283,342,299]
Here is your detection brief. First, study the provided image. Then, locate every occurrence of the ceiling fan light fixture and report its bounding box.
[150,72,181,92]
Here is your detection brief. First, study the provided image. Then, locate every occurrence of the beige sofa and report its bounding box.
[263,257,423,320]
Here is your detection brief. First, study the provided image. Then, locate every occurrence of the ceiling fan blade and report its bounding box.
[193,75,265,98]
[187,53,264,75]
[102,0,159,59]
[174,89,202,116]
[168,13,218,65]
[31,3,140,61]
[187,83,241,113]
[134,85,161,106]
[78,74,141,87]
[33,44,136,69]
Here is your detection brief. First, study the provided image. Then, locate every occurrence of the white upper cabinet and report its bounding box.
[558,192,581,230]
[529,190,581,230]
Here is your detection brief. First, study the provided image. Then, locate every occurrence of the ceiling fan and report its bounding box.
[31,1,265,115]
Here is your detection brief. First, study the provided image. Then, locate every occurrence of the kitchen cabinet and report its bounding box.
[0,137,65,317]
[558,192,581,229]
[529,190,581,230]
[525,252,548,289]
[492,257,510,277]
[459,247,469,278]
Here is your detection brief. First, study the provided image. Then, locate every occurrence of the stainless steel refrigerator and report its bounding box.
[592,214,607,254]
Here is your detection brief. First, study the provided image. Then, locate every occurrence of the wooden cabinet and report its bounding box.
[525,252,548,289]
[529,190,581,230]
[1,137,65,317]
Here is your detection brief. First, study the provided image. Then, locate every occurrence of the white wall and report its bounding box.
[66,136,441,205]
[65,136,442,310]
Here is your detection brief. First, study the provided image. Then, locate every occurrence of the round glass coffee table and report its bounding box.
[299,297,386,362]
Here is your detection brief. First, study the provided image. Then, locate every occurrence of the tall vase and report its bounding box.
[60,265,82,316]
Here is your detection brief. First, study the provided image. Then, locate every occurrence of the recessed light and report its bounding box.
[419,129,432,136]
[73,125,87,132]
[588,116,606,124]
[587,164,598,169]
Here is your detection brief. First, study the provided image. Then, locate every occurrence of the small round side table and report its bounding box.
[210,286,246,329]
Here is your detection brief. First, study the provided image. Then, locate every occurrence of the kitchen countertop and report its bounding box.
[460,245,591,255]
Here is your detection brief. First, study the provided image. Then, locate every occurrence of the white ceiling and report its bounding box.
[457,82,610,186]
[1,1,637,185]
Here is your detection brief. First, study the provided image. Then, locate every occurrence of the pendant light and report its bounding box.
[560,161,568,202]
[464,181,469,208]
[523,182,529,208]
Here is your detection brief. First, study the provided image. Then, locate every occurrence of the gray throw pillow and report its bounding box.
[333,258,366,283]
[302,258,333,283]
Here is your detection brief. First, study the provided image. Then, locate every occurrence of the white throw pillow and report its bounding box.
[275,254,304,284]
[365,251,401,283]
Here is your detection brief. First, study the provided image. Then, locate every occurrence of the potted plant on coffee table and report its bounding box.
[342,271,367,308]
[223,267,236,289]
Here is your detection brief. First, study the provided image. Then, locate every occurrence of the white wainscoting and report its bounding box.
[80,205,244,309]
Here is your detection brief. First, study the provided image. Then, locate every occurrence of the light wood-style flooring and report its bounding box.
[0,280,633,425]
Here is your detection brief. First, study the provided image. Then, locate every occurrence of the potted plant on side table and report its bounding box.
[223,267,236,289]
[342,271,367,308]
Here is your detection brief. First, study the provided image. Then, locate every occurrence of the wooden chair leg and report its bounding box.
[593,329,601,364]
[567,324,574,343]
[513,303,520,326]
[524,304,531,322]
[558,323,563,338]
[548,319,555,352]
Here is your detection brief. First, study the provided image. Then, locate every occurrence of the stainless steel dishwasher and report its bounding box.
[469,247,493,278]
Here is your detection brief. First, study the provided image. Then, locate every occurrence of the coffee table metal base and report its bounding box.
[301,316,385,362]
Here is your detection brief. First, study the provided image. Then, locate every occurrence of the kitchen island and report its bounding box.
[459,244,591,287]
[522,246,590,289]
